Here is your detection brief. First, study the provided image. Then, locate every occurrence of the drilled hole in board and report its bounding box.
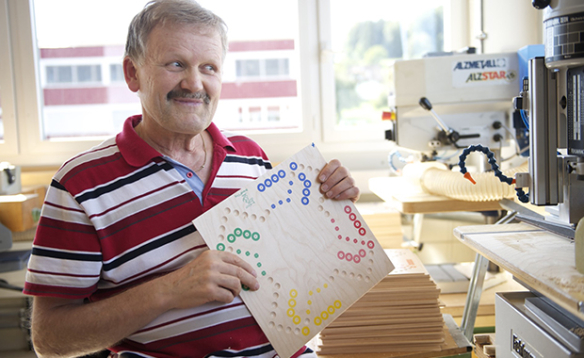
[341,271,347,277]
[324,211,330,217]
[219,225,226,232]
[218,234,225,241]
[357,274,363,281]
[270,312,277,319]
[273,292,279,299]
[259,216,266,223]
[318,205,323,212]
[242,212,248,219]
[274,283,281,290]
[264,209,271,216]
[227,246,233,253]
[333,269,339,276]
[294,328,301,335]
[329,276,335,282]
[268,277,274,284]
[268,321,275,329]
[277,325,283,332]
[307,166,313,171]
[224,208,231,215]
[234,210,240,216]
[286,327,292,334]
[349,272,355,279]
[299,164,305,170]
[271,302,278,309]
[221,216,228,223]
[319,197,325,203]
[251,214,257,220]
[365,276,371,282]
[367,268,373,274]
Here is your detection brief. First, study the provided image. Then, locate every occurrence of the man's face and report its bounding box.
[130,22,223,135]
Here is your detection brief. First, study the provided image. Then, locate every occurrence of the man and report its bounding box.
[24,1,359,357]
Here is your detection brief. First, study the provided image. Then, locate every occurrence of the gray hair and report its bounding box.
[125,0,228,64]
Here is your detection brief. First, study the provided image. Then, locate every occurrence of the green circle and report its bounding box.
[227,234,236,243]
[262,271,266,276]
[257,262,262,268]
[245,251,250,256]
[234,228,243,237]
[216,243,225,251]
[242,284,250,291]
[254,253,259,258]
[236,249,241,254]
[252,232,260,241]
[243,230,251,239]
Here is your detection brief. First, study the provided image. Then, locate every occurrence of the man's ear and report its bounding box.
[123,56,140,93]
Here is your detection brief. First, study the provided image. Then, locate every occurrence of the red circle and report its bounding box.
[359,228,366,236]
[337,251,345,260]
[344,206,351,213]
[345,237,350,241]
[349,213,356,221]
[359,249,366,257]
[331,219,335,223]
[346,253,353,261]
[335,227,339,231]
[338,235,342,239]
[353,239,358,243]
[367,240,375,249]
[353,255,361,263]
[354,220,361,229]
[361,240,365,245]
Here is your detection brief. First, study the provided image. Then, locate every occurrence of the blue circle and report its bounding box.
[257,183,266,192]
[301,197,309,205]
[304,180,311,188]
[289,181,293,186]
[265,179,272,187]
[290,162,298,170]
[299,173,306,181]
[271,204,276,209]
[278,170,286,178]
[271,174,279,183]
[286,198,291,203]
[278,200,283,205]
[287,189,292,194]
[303,188,310,196]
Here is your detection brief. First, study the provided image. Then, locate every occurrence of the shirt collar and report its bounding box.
[116,115,236,167]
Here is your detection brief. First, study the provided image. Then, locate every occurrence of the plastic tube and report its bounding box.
[402,162,529,202]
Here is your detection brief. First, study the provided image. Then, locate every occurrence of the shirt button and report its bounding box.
[186,172,193,178]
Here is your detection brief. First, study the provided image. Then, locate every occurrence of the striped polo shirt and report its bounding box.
[24,115,314,358]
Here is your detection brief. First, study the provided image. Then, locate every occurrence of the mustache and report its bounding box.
[167,90,211,104]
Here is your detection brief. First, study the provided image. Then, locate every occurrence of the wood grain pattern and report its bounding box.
[454,223,584,321]
[194,145,394,358]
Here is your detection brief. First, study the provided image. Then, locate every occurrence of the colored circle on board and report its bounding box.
[271,174,279,183]
[298,173,306,181]
[302,327,310,336]
[290,162,298,170]
[344,205,351,213]
[301,197,309,205]
[304,180,311,188]
[278,170,286,178]
[287,308,295,317]
[234,228,242,237]
[227,234,236,243]
[252,232,260,241]
[349,213,356,221]
[302,188,310,196]
[243,230,251,239]
[257,183,266,192]
[265,179,272,187]
[359,228,367,236]
[217,243,225,251]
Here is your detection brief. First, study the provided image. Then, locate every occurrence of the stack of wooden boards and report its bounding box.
[317,249,445,355]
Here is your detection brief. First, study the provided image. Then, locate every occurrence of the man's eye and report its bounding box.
[171,61,182,68]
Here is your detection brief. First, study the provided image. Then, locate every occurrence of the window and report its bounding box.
[0,0,475,170]
[319,0,450,143]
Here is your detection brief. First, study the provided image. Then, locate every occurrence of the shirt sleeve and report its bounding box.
[23,179,103,299]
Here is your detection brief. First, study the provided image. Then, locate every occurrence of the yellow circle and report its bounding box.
[293,315,301,325]
[334,300,342,309]
[314,317,322,326]
[302,327,310,336]
[324,283,328,288]
[290,289,297,298]
[309,291,313,296]
[288,299,296,308]
[317,288,321,293]
[321,311,329,320]
[307,300,312,305]
[287,308,295,317]
[306,310,311,315]
[328,305,335,314]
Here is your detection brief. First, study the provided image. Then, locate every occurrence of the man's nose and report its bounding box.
[180,69,204,92]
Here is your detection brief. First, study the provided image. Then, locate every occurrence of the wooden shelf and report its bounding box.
[454,223,584,321]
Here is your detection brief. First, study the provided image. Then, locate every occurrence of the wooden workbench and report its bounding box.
[454,223,584,321]
[369,177,502,214]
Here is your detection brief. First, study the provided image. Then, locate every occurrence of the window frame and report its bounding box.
[0,0,467,170]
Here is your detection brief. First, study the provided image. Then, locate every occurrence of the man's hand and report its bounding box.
[318,159,360,203]
[158,250,259,309]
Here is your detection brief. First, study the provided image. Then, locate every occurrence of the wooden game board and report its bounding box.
[193,144,394,358]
